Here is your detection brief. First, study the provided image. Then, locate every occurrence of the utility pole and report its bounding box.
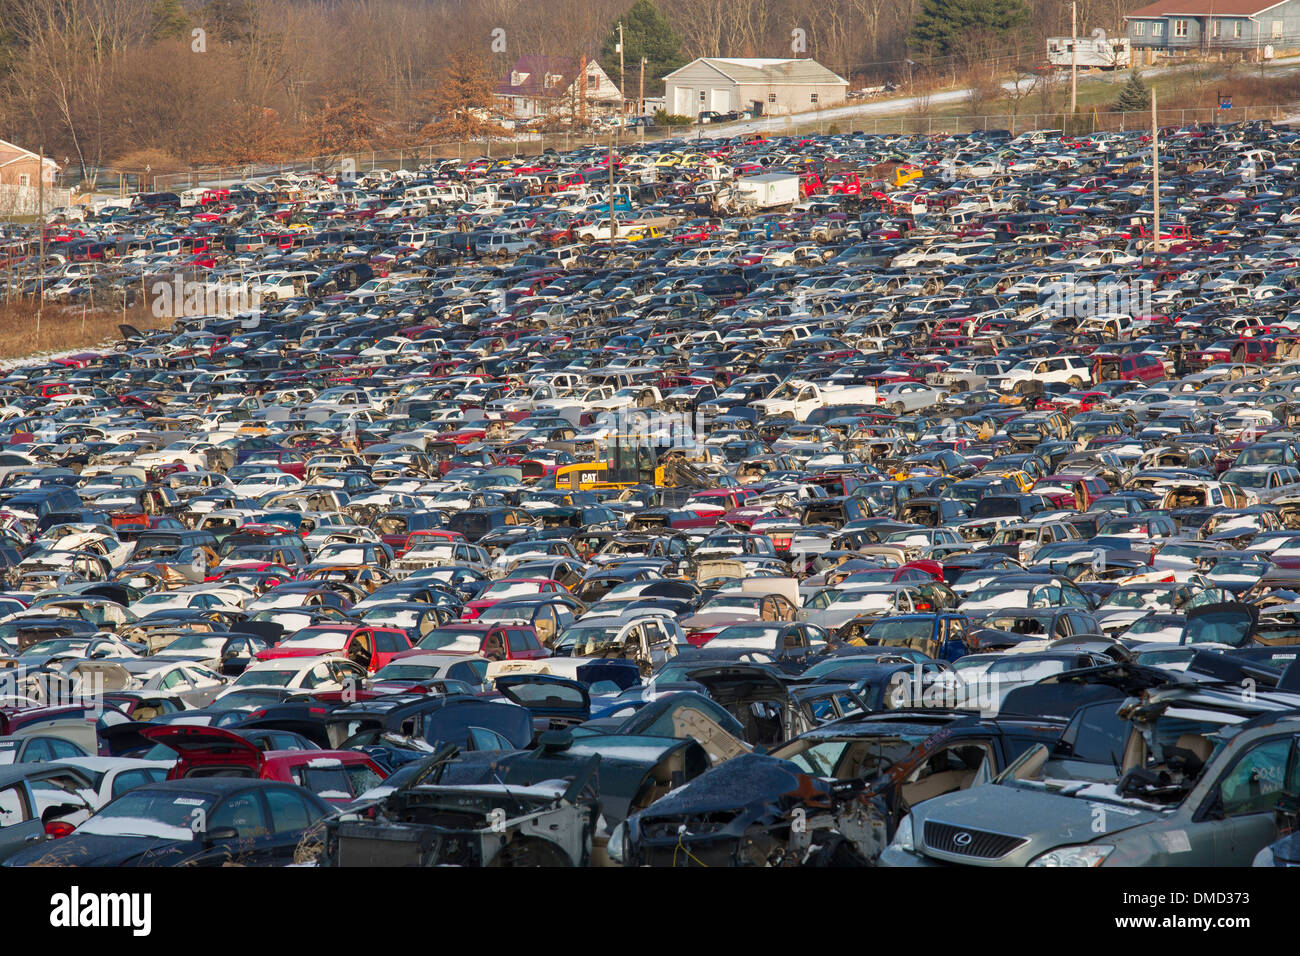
[639,57,647,143]
[1070,0,1078,115]
[608,132,616,250]
[618,22,626,132]
[37,144,44,342]
[1151,88,1161,256]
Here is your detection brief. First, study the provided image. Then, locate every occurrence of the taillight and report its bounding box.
[45,820,75,839]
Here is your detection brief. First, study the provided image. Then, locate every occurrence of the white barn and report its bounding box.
[662,57,848,118]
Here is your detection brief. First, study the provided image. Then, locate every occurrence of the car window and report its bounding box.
[47,738,84,759]
[208,792,270,838]
[265,787,313,833]
[1217,737,1291,817]
[0,784,29,827]
[111,768,164,799]
[20,739,52,762]
[345,765,383,796]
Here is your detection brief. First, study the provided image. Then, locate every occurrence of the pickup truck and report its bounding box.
[751,380,879,422]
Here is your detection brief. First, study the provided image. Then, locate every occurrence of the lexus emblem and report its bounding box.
[953,831,973,847]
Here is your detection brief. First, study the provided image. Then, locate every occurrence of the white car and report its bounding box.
[215,654,368,699]
[997,354,1094,391]
[120,660,228,708]
[49,757,174,809]
[127,588,238,619]
[232,471,303,498]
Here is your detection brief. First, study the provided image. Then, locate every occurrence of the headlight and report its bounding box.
[890,814,915,852]
[607,821,628,865]
[1028,844,1113,867]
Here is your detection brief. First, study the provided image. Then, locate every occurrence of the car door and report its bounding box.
[191,788,280,866]
[344,630,375,671]
[0,781,44,862]
[446,658,490,691]
[1202,734,1295,865]
[178,666,225,708]
[482,630,507,661]
[262,785,328,864]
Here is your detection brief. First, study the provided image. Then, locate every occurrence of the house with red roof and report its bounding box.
[494,55,622,121]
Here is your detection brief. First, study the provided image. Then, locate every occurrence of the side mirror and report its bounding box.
[202,826,240,845]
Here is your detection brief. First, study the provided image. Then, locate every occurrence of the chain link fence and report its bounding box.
[148,103,1288,192]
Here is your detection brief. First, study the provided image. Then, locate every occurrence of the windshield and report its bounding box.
[417,627,483,652]
[709,624,784,648]
[1182,609,1253,647]
[558,624,625,654]
[77,789,213,840]
[776,733,928,779]
[984,657,1069,681]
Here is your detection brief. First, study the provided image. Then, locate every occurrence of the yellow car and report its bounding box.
[989,469,1036,493]
[892,164,923,188]
[624,225,663,241]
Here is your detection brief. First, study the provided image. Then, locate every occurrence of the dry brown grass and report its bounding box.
[1153,69,1300,113]
[0,302,170,359]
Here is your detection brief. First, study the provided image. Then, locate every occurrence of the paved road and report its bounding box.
[677,56,1300,138]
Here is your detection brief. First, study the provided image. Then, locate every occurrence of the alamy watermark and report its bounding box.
[150,274,261,319]
[1044,278,1153,320]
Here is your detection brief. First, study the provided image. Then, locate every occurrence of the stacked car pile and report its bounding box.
[3,122,1300,866]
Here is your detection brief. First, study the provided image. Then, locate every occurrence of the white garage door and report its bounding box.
[675,88,695,115]
[711,88,732,112]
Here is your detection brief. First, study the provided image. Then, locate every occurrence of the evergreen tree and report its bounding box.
[1114,72,1151,112]
[911,0,1029,57]
[421,53,508,142]
[149,0,191,42]
[201,0,255,43]
[599,0,685,96]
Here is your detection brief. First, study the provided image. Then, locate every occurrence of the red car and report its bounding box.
[141,726,387,805]
[256,624,412,673]
[396,622,547,662]
[1092,351,1167,383]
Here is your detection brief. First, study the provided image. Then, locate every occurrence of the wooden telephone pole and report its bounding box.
[617,22,626,132]
[37,144,44,342]
[1151,89,1162,255]
[578,54,588,128]
[608,133,616,249]
[1070,0,1078,114]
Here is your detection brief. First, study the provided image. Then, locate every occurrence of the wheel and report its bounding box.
[1067,376,1083,388]
[891,402,906,416]
[488,838,573,867]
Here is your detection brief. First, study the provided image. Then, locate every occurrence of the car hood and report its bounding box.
[632,753,820,819]
[6,832,194,867]
[911,783,1164,865]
